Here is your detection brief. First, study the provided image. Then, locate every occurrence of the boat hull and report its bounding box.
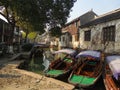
[68,58,103,88]
[103,63,120,90]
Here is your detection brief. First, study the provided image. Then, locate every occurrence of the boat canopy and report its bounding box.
[76,50,101,59]
[106,56,120,80]
[53,49,76,55]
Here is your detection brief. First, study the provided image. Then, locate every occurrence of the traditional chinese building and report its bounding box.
[79,8,120,53]
[60,10,97,49]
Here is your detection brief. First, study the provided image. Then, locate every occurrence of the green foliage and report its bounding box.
[0,0,77,34]
[50,26,62,37]
[27,32,38,39]
[47,0,77,26]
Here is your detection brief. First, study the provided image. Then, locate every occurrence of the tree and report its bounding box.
[45,0,77,26]
[50,26,62,37]
[0,0,77,36]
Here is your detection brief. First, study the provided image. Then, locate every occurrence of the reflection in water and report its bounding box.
[42,57,50,71]
[43,50,54,71]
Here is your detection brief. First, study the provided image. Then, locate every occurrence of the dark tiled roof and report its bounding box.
[80,8,120,28]
[64,10,98,27]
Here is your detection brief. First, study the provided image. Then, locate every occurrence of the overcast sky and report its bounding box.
[67,0,120,22]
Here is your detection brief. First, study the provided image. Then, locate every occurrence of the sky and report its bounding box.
[67,0,120,23]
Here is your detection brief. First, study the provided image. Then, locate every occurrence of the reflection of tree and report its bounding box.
[29,57,45,74]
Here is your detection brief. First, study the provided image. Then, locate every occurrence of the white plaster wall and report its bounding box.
[60,35,66,47]
[79,28,91,49]
[60,34,73,48]
[79,19,120,53]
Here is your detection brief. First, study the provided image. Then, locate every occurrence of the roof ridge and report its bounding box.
[80,8,120,28]
[96,8,120,19]
[66,10,97,25]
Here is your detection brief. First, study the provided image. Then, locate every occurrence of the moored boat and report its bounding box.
[68,50,103,88]
[45,48,76,78]
[103,55,120,90]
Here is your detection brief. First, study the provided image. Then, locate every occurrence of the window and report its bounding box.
[69,35,72,41]
[75,22,78,27]
[59,37,61,41]
[84,30,91,41]
[103,26,115,42]
[67,32,72,41]
[62,37,65,42]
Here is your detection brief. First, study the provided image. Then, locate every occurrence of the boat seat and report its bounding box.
[82,71,94,77]
[64,62,72,70]
[87,61,97,66]
[54,61,66,69]
[64,58,73,63]
[50,58,61,68]
[76,60,89,75]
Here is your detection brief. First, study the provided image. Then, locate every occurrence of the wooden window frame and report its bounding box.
[84,30,91,41]
[62,36,65,42]
[103,26,115,42]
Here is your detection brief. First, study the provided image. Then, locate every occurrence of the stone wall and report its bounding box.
[79,19,120,53]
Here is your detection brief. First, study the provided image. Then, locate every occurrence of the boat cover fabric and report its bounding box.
[64,58,73,63]
[46,70,64,76]
[53,49,76,55]
[106,56,120,80]
[76,50,100,59]
[70,74,95,85]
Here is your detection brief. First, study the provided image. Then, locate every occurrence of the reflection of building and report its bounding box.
[79,8,120,53]
[60,10,97,49]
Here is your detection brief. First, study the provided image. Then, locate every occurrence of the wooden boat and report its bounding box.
[103,55,120,90]
[68,50,103,88]
[45,49,76,78]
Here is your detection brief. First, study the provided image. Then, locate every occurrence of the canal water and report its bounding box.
[19,60,106,90]
[18,53,106,90]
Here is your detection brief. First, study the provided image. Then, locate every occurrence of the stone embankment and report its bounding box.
[0,57,74,90]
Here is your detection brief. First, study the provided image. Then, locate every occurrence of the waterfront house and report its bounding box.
[79,8,120,53]
[60,10,97,49]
